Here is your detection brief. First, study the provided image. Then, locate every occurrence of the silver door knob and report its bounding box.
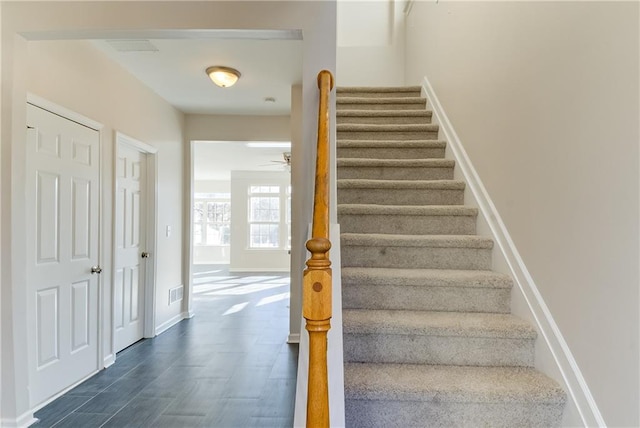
[141,252,150,258]
[90,266,102,274]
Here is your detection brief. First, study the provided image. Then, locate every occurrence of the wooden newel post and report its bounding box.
[304,69,334,428]
[303,238,332,428]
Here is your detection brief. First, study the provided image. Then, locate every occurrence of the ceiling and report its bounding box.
[92,36,302,115]
[194,141,291,181]
[89,33,302,182]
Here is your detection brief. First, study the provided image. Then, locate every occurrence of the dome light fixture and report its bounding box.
[206,66,241,88]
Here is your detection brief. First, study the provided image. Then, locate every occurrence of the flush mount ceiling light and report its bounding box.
[206,66,241,88]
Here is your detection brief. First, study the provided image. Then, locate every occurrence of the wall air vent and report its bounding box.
[169,285,184,304]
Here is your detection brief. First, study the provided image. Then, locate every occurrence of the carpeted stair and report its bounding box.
[337,86,566,427]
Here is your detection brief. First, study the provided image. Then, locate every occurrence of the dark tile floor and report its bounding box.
[34,265,298,428]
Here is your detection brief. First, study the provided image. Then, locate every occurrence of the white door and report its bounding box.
[114,143,147,352]
[26,104,100,407]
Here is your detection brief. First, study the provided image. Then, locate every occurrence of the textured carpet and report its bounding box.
[337,86,566,427]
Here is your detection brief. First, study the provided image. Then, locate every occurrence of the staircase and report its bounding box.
[337,87,567,427]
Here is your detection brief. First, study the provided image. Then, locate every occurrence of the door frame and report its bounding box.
[113,132,158,353]
[25,93,105,408]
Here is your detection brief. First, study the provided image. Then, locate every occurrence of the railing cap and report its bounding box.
[317,70,334,91]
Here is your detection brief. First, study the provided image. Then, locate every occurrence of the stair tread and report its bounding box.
[337,109,432,117]
[338,179,465,189]
[338,204,476,216]
[338,140,446,148]
[337,123,438,131]
[337,158,453,167]
[338,97,426,104]
[343,309,536,338]
[341,233,493,249]
[337,86,422,93]
[344,363,566,404]
[341,267,512,289]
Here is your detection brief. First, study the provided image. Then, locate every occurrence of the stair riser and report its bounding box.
[337,166,454,180]
[337,147,445,159]
[338,214,476,235]
[338,130,439,140]
[345,400,565,428]
[342,284,511,313]
[338,115,431,125]
[341,246,492,270]
[338,91,422,98]
[338,188,464,205]
[338,102,426,111]
[344,334,534,367]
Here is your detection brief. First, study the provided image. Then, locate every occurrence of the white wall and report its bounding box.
[186,114,290,142]
[194,180,230,194]
[1,1,336,423]
[406,2,639,426]
[25,38,186,344]
[230,171,291,272]
[289,84,304,342]
[337,0,405,86]
[0,37,185,424]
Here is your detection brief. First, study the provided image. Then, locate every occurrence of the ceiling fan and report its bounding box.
[260,152,291,171]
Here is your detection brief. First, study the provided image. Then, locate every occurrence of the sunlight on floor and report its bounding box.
[222,301,250,315]
[257,292,291,307]
[192,270,292,321]
[203,282,288,297]
[194,275,289,297]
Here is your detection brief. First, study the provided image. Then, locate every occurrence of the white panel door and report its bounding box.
[26,104,100,407]
[114,144,147,352]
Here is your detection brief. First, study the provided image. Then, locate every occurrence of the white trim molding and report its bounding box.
[154,311,189,336]
[103,354,116,368]
[287,333,300,344]
[0,412,38,428]
[113,132,159,347]
[116,132,158,155]
[422,75,605,427]
[27,93,103,131]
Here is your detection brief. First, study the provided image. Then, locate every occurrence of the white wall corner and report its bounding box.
[421,75,605,428]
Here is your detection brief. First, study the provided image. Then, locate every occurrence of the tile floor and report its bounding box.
[33,266,298,427]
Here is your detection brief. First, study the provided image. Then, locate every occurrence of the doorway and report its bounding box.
[113,133,158,352]
[25,102,101,407]
[191,141,292,273]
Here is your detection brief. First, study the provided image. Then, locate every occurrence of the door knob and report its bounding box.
[141,252,150,259]
[90,266,102,274]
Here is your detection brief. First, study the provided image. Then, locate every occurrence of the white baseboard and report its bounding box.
[20,368,100,427]
[154,311,188,336]
[186,309,195,319]
[287,333,300,344]
[0,412,38,428]
[422,75,604,427]
[103,354,116,368]
[228,268,290,273]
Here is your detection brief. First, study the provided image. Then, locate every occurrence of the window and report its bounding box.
[193,193,231,246]
[248,185,291,249]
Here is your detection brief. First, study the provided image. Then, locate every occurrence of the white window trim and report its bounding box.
[247,185,291,250]
[193,195,231,247]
